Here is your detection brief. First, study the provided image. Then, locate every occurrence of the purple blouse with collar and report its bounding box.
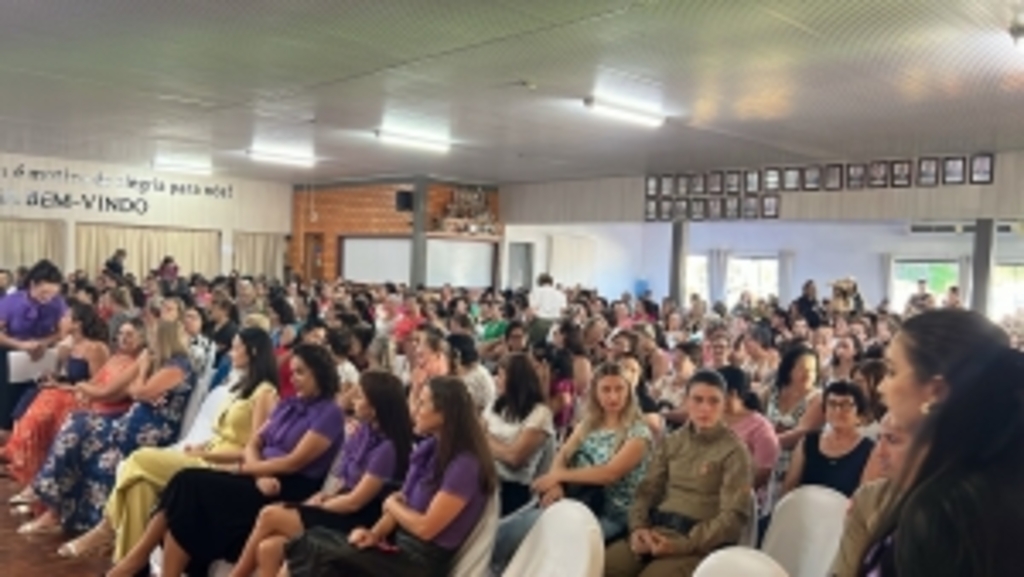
[0,290,66,340]
[259,395,345,479]
[401,436,486,550]
[334,421,398,490]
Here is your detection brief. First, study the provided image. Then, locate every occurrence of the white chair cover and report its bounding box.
[737,489,759,547]
[694,546,789,577]
[178,355,217,440]
[451,491,500,577]
[501,500,604,577]
[761,485,849,577]
[175,383,232,448]
[7,349,59,382]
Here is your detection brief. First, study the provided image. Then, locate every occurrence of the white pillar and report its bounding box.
[880,253,894,305]
[707,249,731,305]
[778,250,796,303]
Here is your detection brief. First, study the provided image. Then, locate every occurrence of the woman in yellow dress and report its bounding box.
[57,326,281,560]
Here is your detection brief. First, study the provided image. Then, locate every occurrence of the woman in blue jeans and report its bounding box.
[490,363,652,573]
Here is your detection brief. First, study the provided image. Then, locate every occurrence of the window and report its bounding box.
[685,255,709,303]
[892,260,958,312]
[992,264,1024,320]
[726,258,779,306]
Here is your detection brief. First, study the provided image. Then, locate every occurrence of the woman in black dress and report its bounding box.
[107,344,344,577]
[228,369,414,577]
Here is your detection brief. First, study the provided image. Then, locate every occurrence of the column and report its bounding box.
[409,178,429,288]
[880,253,894,305]
[778,250,796,303]
[957,255,972,306]
[970,218,995,314]
[669,221,689,305]
[707,249,730,305]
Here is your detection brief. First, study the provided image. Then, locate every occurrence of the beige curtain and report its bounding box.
[0,218,65,270]
[232,232,286,278]
[76,224,221,279]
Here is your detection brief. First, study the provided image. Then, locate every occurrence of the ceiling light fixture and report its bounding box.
[151,161,212,176]
[246,149,318,168]
[375,130,451,153]
[584,97,665,127]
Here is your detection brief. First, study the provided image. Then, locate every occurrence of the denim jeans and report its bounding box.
[489,504,625,575]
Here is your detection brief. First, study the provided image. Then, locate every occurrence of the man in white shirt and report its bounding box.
[528,273,566,321]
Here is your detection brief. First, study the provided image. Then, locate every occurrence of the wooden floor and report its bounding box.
[0,478,110,577]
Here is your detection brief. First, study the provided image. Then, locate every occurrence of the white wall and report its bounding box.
[0,152,291,273]
[503,220,1024,305]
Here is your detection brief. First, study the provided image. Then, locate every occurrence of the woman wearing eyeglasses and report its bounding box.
[781,380,875,498]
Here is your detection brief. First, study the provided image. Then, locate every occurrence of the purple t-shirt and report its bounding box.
[335,421,398,490]
[0,290,67,340]
[401,436,486,550]
[259,396,345,479]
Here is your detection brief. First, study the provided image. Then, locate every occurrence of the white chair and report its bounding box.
[501,500,603,577]
[737,490,759,547]
[175,383,231,448]
[178,355,217,439]
[761,485,848,577]
[451,491,500,577]
[7,349,59,382]
[150,547,238,577]
[694,546,789,577]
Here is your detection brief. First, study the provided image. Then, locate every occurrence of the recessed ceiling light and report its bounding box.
[246,149,318,168]
[151,160,212,176]
[375,130,451,153]
[584,97,666,128]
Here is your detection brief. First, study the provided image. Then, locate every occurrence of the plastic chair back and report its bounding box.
[501,500,604,577]
[450,491,500,577]
[761,485,848,577]
[695,546,789,577]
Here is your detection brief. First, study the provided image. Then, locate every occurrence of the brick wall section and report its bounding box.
[289,183,501,280]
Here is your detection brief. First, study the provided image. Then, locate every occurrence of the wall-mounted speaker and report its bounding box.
[395,190,414,212]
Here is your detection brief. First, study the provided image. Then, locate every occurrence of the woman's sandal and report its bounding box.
[16,516,61,535]
[58,526,115,558]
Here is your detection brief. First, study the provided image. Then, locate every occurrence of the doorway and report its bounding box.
[303,233,325,281]
[508,242,534,290]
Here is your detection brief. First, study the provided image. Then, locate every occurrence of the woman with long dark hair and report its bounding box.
[289,376,497,577]
[856,309,1024,576]
[484,353,554,515]
[718,366,779,492]
[61,327,280,560]
[107,343,343,577]
[240,370,415,577]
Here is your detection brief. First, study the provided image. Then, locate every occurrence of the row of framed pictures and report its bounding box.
[644,194,780,222]
[645,153,995,198]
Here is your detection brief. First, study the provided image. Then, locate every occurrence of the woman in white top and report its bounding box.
[328,328,361,411]
[484,353,555,516]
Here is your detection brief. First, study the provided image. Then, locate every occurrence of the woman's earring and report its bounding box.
[920,401,933,415]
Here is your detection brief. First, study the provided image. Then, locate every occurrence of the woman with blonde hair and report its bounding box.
[490,362,653,573]
[18,320,195,535]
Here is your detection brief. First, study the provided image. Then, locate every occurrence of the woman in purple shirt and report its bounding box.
[107,344,345,577]
[301,376,497,577]
[231,369,414,577]
[0,259,67,432]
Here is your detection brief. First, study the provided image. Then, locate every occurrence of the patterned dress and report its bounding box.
[763,387,818,517]
[32,355,194,532]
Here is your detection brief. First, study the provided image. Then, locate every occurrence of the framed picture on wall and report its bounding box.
[824,164,844,190]
[659,199,674,221]
[674,198,689,220]
[970,153,994,185]
[675,174,689,197]
[803,165,822,191]
[742,195,760,219]
[943,157,966,185]
[724,197,740,219]
[745,169,761,194]
[690,174,706,195]
[917,158,939,187]
[645,176,659,197]
[660,175,675,198]
[764,167,782,192]
[645,199,658,221]
[690,198,707,220]
[725,171,742,194]
[708,171,724,195]
[847,163,867,189]
[782,167,801,191]
[708,197,723,219]
[761,194,780,219]
[891,160,913,188]
[868,160,889,188]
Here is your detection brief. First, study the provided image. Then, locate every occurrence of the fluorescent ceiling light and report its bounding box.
[584,97,665,127]
[151,161,212,176]
[375,130,451,153]
[246,149,318,167]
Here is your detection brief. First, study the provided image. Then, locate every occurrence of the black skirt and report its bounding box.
[285,528,455,577]
[290,491,385,535]
[160,468,322,575]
